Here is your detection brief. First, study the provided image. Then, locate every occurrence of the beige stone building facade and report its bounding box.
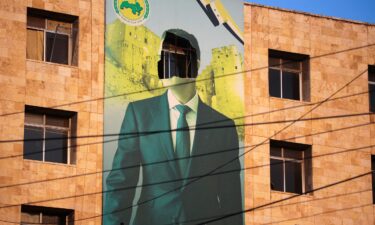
[244,3,375,225]
[0,0,104,224]
[0,1,374,225]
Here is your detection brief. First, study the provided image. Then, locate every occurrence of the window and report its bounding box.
[369,66,375,112]
[270,140,312,194]
[26,8,78,65]
[21,205,74,225]
[269,50,310,101]
[23,106,77,164]
[372,155,375,204]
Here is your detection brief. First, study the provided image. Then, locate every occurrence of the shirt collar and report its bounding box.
[167,90,199,113]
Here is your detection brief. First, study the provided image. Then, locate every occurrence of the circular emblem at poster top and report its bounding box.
[113,0,150,26]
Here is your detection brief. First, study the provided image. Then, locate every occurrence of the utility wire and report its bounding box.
[0,43,373,118]
[0,43,374,224]
[197,171,373,225]
[0,68,370,222]
[1,143,373,210]
[0,120,372,190]
[91,68,370,222]
[2,169,372,224]
[0,111,372,161]
[0,88,372,146]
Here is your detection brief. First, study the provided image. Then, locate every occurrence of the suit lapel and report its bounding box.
[150,92,179,177]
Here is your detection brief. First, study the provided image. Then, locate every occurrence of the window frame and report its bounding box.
[21,205,74,225]
[26,8,78,66]
[270,147,305,193]
[24,114,72,164]
[268,50,310,102]
[23,106,77,165]
[269,58,303,101]
[270,140,312,195]
[372,155,375,204]
[369,65,375,112]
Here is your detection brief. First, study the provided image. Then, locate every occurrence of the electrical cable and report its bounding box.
[0,43,373,118]
[0,120,372,191]
[1,41,374,224]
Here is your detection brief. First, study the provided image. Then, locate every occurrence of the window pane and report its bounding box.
[46,116,69,128]
[370,84,375,112]
[25,113,43,125]
[21,211,40,224]
[369,71,375,82]
[46,32,69,64]
[282,59,300,71]
[46,19,72,35]
[269,57,280,68]
[285,161,302,194]
[372,155,375,204]
[270,159,284,191]
[27,15,45,29]
[270,146,281,157]
[26,29,44,61]
[282,71,300,100]
[24,126,43,161]
[45,129,68,163]
[284,148,303,160]
[42,214,63,224]
[269,69,281,98]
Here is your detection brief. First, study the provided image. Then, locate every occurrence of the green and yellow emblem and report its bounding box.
[114,0,150,25]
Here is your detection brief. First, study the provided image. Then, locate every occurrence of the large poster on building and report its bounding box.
[103,1,244,224]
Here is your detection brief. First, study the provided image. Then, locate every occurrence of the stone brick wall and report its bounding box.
[244,3,375,225]
[0,0,104,224]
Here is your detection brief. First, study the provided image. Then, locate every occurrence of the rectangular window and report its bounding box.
[21,205,74,225]
[23,106,77,164]
[269,50,310,101]
[369,66,375,112]
[372,155,375,204]
[270,140,312,194]
[27,8,78,66]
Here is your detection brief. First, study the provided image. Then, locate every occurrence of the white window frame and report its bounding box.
[269,58,303,101]
[27,16,73,65]
[270,147,305,194]
[24,113,72,164]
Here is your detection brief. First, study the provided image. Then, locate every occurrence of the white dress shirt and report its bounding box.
[167,90,198,154]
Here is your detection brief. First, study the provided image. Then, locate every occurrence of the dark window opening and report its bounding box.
[270,140,312,194]
[21,205,74,225]
[158,32,198,80]
[23,105,77,164]
[26,8,78,66]
[372,155,375,204]
[269,50,310,101]
[369,65,375,112]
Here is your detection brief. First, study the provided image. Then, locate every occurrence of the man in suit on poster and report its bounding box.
[104,29,243,225]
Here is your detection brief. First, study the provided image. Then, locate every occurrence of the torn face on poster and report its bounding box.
[103,1,244,224]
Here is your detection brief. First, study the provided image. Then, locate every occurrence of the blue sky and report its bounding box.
[245,0,375,24]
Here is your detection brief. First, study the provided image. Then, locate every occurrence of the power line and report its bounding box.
[94,68,370,222]
[197,171,373,225]
[1,143,372,210]
[0,43,373,118]
[0,87,372,146]
[2,169,372,224]
[0,67,370,208]
[0,42,373,224]
[0,110,371,161]
[0,120,372,190]
[0,68,369,211]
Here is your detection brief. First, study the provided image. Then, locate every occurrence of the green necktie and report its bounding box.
[175,104,191,180]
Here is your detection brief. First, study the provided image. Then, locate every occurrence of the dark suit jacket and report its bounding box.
[104,92,243,225]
